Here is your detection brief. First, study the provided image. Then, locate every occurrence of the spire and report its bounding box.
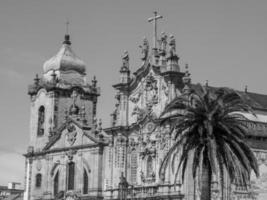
[183,64,191,94]
[63,20,71,45]
[119,51,130,84]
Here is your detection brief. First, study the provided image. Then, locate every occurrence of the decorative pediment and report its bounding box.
[42,118,102,151]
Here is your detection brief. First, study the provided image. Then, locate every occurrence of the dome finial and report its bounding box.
[63,20,71,45]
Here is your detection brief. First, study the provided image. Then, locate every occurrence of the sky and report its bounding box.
[0,0,267,186]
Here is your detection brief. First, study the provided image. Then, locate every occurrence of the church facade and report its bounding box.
[24,16,267,200]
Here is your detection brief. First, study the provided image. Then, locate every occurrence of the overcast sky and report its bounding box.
[0,0,267,186]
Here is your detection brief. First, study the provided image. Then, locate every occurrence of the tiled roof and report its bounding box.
[238,91,267,110]
[191,84,267,111]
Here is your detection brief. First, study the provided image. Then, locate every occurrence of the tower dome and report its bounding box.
[43,35,86,75]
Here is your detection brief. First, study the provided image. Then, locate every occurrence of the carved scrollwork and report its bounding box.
[130,92,142,104]
[145,74,158,106]
[145,74,157,92]
[139,136,157,159]
[65,149,77,161]
[132,106,147,122]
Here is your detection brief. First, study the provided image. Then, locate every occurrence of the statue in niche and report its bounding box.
[69,90,79,115]
[139,37,149,61]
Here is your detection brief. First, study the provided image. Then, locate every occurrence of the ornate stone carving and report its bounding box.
[132,106,147,122]
[145,122,156,134]
[129,138,138,152]
[65,191,80,200]
[66,124,77,146]
[65,149,77,161]
[130,92,142,104]
[145,74,158,105]
[139,135,157,159]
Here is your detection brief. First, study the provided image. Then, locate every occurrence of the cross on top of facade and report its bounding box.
[66,20,70,35]
[148,11,163,49]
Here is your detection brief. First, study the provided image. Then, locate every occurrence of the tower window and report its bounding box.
[54,171,59,196]
[37,106,45,136]
[67,162,75,190]
[35,173,42,188]
[83,168,88,194]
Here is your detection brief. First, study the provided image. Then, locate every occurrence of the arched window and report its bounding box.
[147,156,153,177]
[83,168,88,194]
[54,171,59,196]
[37,106,45,136]
[35,173,42,188]
[67,162,75,190]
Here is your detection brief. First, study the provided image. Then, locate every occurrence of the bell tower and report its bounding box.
[27,34,100,151]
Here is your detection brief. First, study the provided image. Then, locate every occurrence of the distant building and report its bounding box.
[0,182,23,200]
[24,14,267,200]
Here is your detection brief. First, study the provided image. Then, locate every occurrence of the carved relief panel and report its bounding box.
[129,71,168,125]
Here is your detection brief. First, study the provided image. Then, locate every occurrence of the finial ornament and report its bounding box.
[63,20,71,45]
[34,74,40,86]
[66,20,70,35]
[92,76,97,88]
[121,51,129,70]
[183,64,191,94]
[148,11,163,49]
[245,85,248,93]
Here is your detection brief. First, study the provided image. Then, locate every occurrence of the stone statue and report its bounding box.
[139,37,149,61]
[159,32,167,54]
[121,51,129,69]
[168,35,176,58]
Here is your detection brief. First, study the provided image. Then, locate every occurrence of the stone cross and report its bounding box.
[66,20,70,35]
[148,11,163,49]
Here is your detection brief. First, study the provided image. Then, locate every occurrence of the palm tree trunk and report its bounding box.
[200,162,212,200]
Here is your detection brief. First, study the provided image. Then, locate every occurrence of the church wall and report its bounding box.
[29,89,54,151]
[28,146,104,200]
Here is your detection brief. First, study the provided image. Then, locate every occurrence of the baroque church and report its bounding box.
[24,14,267,200]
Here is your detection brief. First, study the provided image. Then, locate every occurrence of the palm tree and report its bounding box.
[159,85,259,200]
